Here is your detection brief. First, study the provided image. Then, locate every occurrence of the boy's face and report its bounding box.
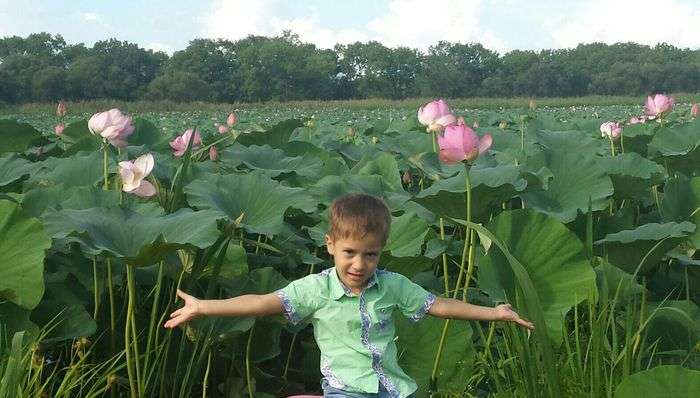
[325,232,383,294]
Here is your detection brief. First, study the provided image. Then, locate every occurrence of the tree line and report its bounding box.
[1,31,699,104]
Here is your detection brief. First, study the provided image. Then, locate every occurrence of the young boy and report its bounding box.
[164,194,533,398]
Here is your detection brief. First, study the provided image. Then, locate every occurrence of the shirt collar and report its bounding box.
[329,267,380,300]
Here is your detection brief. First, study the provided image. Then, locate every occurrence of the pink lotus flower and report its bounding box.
[54,123,65,136]
[644,94,674,119]
[227,113,237,127]
[56,101,67,117]
[417,99,457,133]
[629,115,647,124]
[691,103,698,119]
[217,124,228,134]
[600,121,622,140]
[88,108,135,148]
[169,128,202,157]
[438,124,492,164]
[209,146,218,161]
[119,153,156,197]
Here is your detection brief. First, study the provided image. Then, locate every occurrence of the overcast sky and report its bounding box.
[2,0,700,55]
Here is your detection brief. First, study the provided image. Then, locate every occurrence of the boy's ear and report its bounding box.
[325,234,335,256]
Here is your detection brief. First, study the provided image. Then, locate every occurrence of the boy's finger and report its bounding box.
[176,289,188,300]
[170,309,183,318]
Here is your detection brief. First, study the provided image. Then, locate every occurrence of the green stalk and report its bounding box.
[430,130,437,152]
[609,137,616,157]
[106,259,116,357]
[144,261,165,380]
[245,323,255,398]
[430,164,472,387]
[124,266,137,398]
[202,349,213,398]
[620,133,625,154]
[125,264,143,397]
[102,142,109,190]
[92,256,100,320]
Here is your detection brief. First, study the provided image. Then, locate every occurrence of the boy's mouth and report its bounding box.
[347,272,363,279]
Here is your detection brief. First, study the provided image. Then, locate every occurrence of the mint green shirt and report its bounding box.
[276,267,436,398]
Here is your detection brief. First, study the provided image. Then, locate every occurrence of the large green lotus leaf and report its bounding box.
[21,184,119,218]
[351,152,403,192]
[309,174,386,207]
[405,151,454,182]
[0,302,38,338]
[413,166,527,223]
[520,152,613,223]
[381,255,432,279]
[396,315,473,397]
[0,200,51,309]
[185,172,317,236]
[42,207,221,266]
[614,365,700,397]
[377,132,432,159]
[478,209,597,342]
[533,129,605,157]
[59,120,101,155]
[599,153,665,200]
[661,175,700,248]
[0,119,43,154]
[384,212,429,257]
[128,118,169,150]
[649,118,700,156]
[30,278,96,343]
[644,300,700,353]
[595,222,695,274]
[236,119,305,149]
[220,143,323,178]
[27,151,107,188]
[593,257,645,304]
[0,154,38,187]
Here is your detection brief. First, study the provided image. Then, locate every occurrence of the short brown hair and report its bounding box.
[327,194,391,244]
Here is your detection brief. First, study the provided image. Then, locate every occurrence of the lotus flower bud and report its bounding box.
[347,127,356,138]
[209,146,218,161]
[402,171,412,184]
[54,123,65,136]
[88,108,135,148]
[644,94,674,119]
[371,136,379,144]
[56,101,67,117]
[227,113,237,127]
[218,124,228,134]
[472,121,479,129]
[169,128,202,157]
[417,99,457,133]
[118,153,156,197]
[691,103,698,119]
[438,124,492,164]
[528,99,536,110]
[600,121,622,140]
[498,121,509,129]
[305,118,315,129]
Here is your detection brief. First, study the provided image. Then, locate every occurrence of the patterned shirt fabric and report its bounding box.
[276,267,436,398]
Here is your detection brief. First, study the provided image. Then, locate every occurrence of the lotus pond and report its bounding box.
[0,100,699,397]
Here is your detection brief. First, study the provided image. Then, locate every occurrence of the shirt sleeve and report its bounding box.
[275,274,322,325]
[393,273,437,322]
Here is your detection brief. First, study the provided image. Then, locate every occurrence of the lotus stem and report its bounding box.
[144,261,165,378]
[620,133,625,154]
[124,265,138,398]
[245,323,255,398]
[102,142,109,190]
[609,137,616,157]
[92,257,99,319]
[430,163,472,387]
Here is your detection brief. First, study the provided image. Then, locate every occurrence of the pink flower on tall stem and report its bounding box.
[600,121,622,140]
[691,103,699,119]
[227,113,237,127]
[169,128,202,157]
[438,124,492,164]
[119,153,156,197]
[209,146,218,161]
[417,99,457,133]
[88,108,135,148]
[54,123,65,136]
[217,124,228,134]
[644,94,674,119]
[56,101,67,117]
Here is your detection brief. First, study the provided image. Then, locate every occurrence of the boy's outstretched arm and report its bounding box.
[428,297,534,330]
[163,289,284,329]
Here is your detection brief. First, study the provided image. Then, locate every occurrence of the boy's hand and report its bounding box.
[495,304,534,330]
[164,289,201,329]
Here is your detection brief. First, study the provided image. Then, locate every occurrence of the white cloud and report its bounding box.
[548,0,700,49]
[201,0,509,52]
[79,12,111,30]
